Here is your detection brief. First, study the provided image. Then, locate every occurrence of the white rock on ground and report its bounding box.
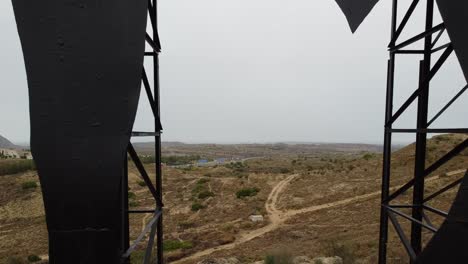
[311,256,343,264]
[249,215,264,222]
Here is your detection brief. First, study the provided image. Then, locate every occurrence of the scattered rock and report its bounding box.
[197,257,241,264]
[249,215,264,222]
[311,256,343,264]
[293,256,313,263]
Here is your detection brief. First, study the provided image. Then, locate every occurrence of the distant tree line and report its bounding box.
[139,154,202,166]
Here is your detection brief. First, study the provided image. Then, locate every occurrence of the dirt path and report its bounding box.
[173,174,299,263]
[173,169,467,263]
[265,174,298,223]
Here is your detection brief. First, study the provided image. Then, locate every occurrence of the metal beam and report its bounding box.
[386,44,454,126]
[378,1,398,261]
[389,0,420,47]
[389,23,444,52]
[128,143,163,207]
[122,210,162,259]
[427,84,468,127]
[388,211,418,261]
[386,206,438,233]
[423,173,465,203]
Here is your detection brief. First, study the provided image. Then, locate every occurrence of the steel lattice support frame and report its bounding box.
[122,0,164,263]
[378,0,468,263]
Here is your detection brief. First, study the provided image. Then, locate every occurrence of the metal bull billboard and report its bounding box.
[11,0,147,262]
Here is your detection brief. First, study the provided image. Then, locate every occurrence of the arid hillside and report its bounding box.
[0,134,18,149]
[0,135,466,264]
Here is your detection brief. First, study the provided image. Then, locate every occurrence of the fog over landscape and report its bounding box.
[1,0,466,144]
[2,1,468,263]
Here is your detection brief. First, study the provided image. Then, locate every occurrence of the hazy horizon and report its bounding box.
[1,0,466,145]
[10,137,410,147]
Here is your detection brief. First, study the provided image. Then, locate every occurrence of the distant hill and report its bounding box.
[0,134,18,149]
[134,141,383,157]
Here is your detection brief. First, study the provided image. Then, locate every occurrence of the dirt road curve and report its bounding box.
[173,174,299,263]
[174,169,467,263]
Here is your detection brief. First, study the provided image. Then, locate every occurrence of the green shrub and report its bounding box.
[27,255,41,262]
[137,180,146,187]
[197,178,210,184]
[128,200,140,207]
[279,168,290,173]
[128,192,136,199]
[198,191,215,199]
[236,187,260,198]
[191,202,205,211]
[264,250,293,264]
[163,240,193,252]
[225,162,247,172]
[21,181,38,190]
[191,184,205,195]
[129,250,145,263]
[0,160,36,176]
[362,153,374,160]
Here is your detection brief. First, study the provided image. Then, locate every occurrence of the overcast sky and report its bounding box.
[1,0,466,144]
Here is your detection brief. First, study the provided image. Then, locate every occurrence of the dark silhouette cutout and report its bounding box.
[12,0,148,262]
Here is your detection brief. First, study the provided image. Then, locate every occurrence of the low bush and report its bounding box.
[225,162,248,172]
[27,255,41,262]
[21,181,38,190]
[0,160,36,176]
[362,153,375,160]
[163,240,193,252]
[191,202,205,211]
[197,178,210,184]
[128,200,140,207]
[128,192,136,199]
[137,180,146,187]
[236,187,260,198]
[128,191,138,207]
[198,191,215,199]
[191,184,205,195]
[264,250,293,264]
